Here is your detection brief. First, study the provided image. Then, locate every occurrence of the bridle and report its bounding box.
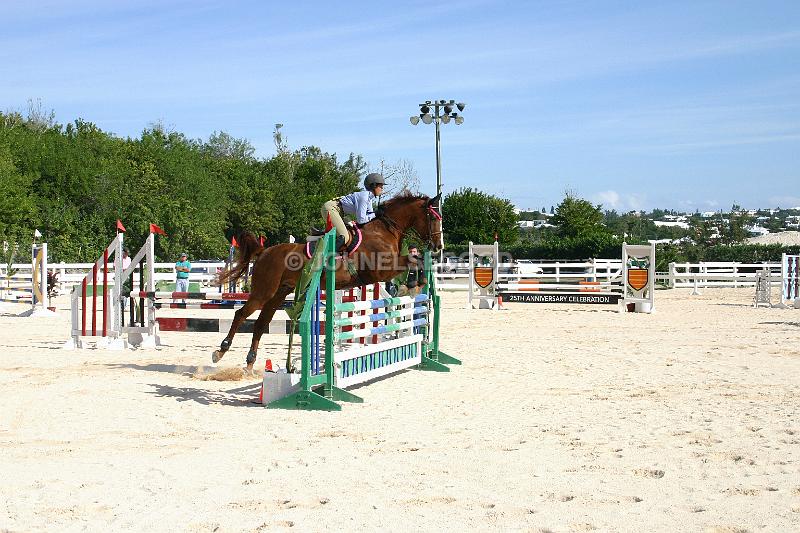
[373,196,443,250]
[426,203,443,249]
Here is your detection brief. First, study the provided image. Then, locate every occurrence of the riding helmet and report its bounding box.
[364,173,385,190]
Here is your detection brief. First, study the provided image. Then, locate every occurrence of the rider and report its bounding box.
[322,173,385,249]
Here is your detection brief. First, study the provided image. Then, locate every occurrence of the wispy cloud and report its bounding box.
[768,196,800,208]
[593,190,647,212]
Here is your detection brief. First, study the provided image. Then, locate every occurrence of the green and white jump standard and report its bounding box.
[263,230,460,411]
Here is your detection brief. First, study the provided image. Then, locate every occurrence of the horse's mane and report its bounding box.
[378,192,430,212]
[368,191,430,233]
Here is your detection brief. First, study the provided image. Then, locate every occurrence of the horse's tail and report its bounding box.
[216,233,265,286]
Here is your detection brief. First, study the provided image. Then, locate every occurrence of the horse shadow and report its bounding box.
[106,363,265,407]
[145,382,263,407]
[107,363,221,376]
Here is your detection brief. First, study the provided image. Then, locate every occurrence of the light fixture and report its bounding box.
[409,98,466,263]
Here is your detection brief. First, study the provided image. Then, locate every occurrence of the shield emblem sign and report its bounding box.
[473,267,494,289]
[627,268,649,291]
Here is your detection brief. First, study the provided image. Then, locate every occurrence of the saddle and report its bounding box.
[304,225,363,259]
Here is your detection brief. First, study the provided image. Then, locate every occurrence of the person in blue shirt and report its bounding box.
[322,173,385,249]
[174,253,191,302]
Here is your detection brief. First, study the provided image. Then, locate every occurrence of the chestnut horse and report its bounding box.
[212,193,443,372]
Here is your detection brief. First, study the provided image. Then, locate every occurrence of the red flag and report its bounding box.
[231,236,238,248]
[116,219,126,232]
[149,223,167,236]
[259,235,265,246]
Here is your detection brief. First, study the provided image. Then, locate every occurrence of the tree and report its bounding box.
[372,159,420,196]
[550,193,610,239]
[273,123,289,155]
[204,131,255,160]
[689,217,717,247]
[0,146,37,243]
[722,204,753,244]
[442,188,519,245]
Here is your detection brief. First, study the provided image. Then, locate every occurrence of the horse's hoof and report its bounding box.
[212,350,223,363]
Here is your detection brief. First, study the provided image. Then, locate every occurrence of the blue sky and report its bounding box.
[2,0,799,212]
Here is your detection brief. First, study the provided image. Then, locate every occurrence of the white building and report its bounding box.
[746,225,770,236]
[654,221,690,229]
[518,220,554,229]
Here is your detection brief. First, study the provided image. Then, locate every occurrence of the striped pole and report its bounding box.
[81,278,87,336]
[372,283,379,344]
[132,291,251,300]
[335,294,429,313]
[359,285,367,345]
[335,318,427,341]
[91,263,97,335]
[156,317,303,334]
[102,248,108,337]
[334,305,428,327]
[153,302,243,310]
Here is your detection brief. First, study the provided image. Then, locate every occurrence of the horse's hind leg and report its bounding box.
[244,288,293,373]
[212,298,263,364]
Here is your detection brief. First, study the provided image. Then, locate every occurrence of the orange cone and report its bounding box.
[258,359,275,404]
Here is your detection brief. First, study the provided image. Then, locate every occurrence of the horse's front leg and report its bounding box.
[244,289,292,373]
[212,299,262,364]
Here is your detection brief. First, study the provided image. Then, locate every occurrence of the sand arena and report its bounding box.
[1,288,799,531]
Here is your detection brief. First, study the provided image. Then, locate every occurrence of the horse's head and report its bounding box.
[378,193,444,252]
[424,194,444,252]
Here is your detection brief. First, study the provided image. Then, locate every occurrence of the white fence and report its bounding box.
[434,259,786,292]
[2,261,228,295]
[666,261,782,290]
[3,257,787,296]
